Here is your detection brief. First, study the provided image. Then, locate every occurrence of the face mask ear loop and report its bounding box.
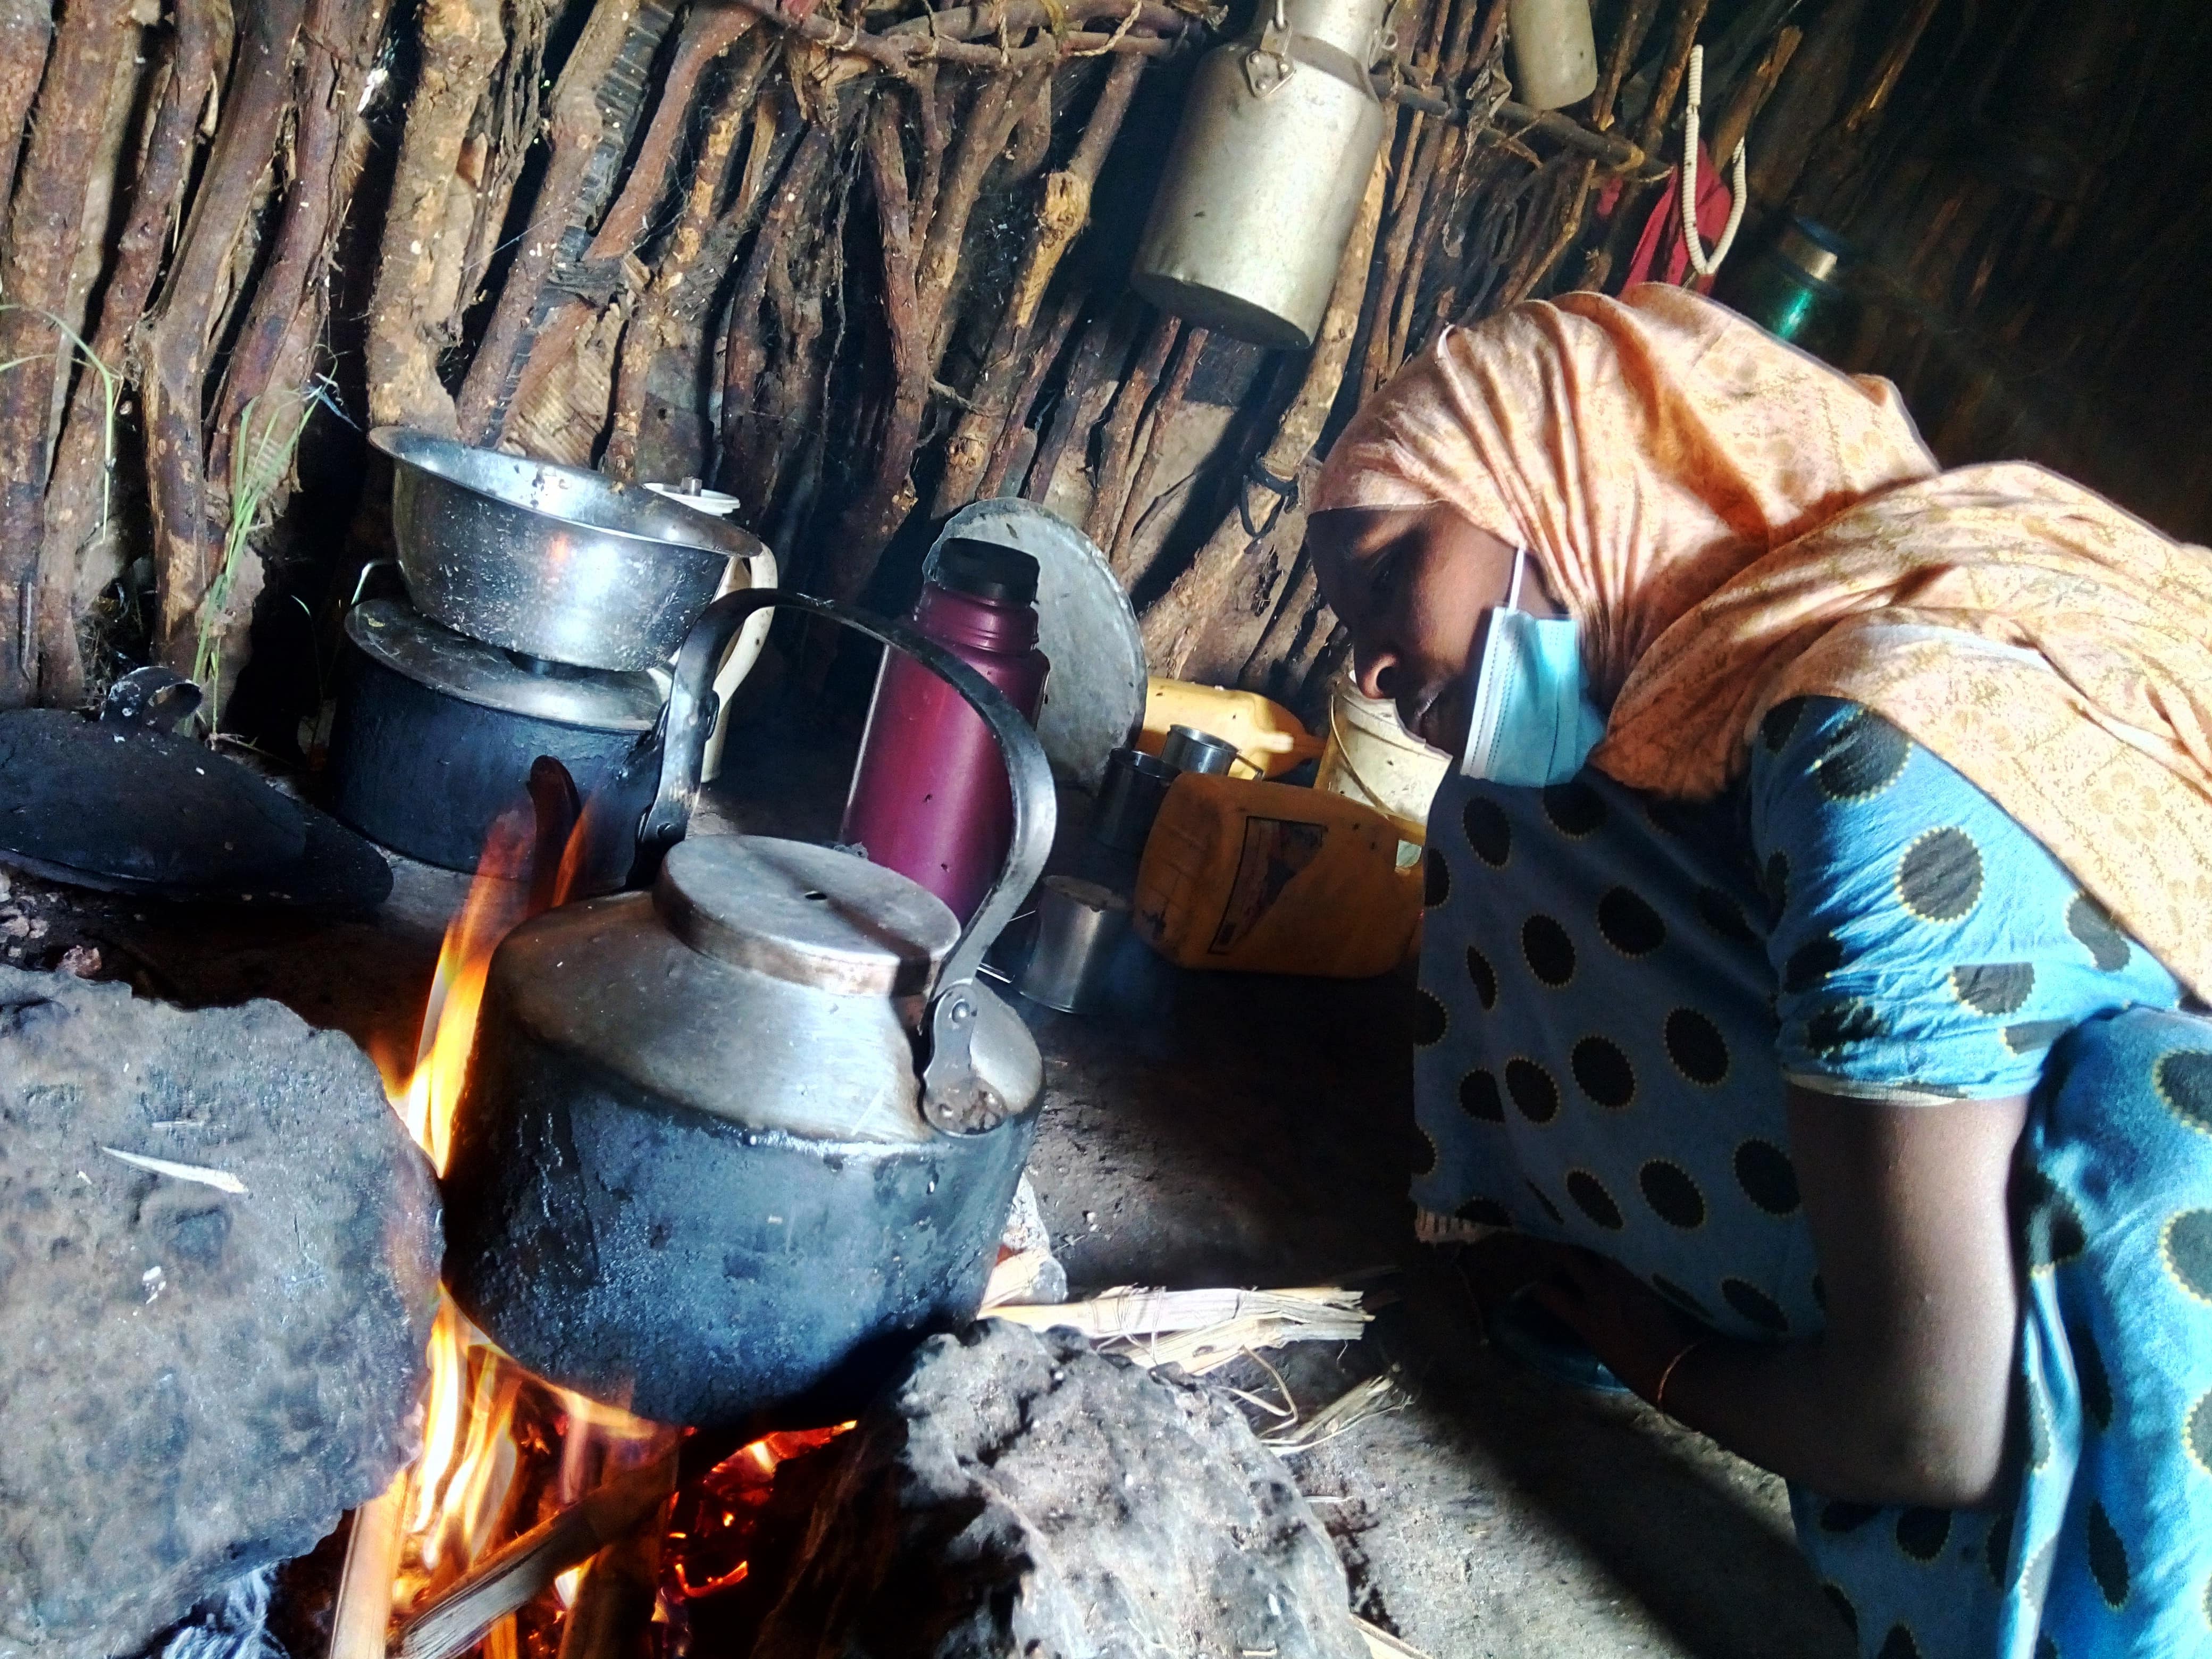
[1504,546,1527,614]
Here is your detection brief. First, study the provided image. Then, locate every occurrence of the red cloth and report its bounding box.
[1595,144,1737,291]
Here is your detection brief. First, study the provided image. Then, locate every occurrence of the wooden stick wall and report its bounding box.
[1,0,2194,735]
[0,0,1642,724]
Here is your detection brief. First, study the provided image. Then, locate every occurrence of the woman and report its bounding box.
[1306,284,2212,1659]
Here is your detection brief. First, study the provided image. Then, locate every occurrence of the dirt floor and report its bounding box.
[1,715,1855,1659]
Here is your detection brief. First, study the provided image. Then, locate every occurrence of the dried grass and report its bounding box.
[988,1285,1370,1375]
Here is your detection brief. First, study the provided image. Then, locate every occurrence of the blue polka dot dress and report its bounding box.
[1413,696,2212,1658]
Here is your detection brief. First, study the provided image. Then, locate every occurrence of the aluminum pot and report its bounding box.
[441,591,1055,1429]
[1130,0,1394,348]
[371,426,763,672]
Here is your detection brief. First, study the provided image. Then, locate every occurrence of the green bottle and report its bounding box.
[1714,215,1859,364]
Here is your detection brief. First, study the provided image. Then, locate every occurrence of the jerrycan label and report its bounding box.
[1209,816,1328,953]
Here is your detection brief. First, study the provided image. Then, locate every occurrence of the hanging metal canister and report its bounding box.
[1130,0,1395,350]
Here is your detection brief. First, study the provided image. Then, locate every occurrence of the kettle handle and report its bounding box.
[635,589,1057,995]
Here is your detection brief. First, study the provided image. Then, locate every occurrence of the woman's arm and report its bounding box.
[1537,1085,2028,1509]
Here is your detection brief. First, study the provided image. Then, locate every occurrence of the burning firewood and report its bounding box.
[390,1452,676,1659]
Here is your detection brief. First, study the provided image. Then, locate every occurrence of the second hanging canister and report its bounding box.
[1130,0,1395,350]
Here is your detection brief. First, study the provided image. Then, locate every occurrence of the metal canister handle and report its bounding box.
[635,589,1057,995]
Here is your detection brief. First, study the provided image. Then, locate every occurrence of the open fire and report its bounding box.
[345,801,846,1659]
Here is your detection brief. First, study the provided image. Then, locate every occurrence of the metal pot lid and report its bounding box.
[653,836,959,998]
[0,708,391,910]
[929,500,1146,792]
[346,599,663,732]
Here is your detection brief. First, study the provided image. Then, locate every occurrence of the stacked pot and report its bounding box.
[327,430,771,890]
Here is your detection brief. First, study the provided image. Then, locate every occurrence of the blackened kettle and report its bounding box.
[441,591,1055,1428]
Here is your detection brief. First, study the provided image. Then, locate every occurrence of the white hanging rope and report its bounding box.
[1680,43,1749,279]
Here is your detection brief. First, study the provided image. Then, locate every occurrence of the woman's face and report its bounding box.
[1307,504,1557,755]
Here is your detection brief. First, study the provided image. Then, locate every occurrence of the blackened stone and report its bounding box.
[0,968,440,1659]
[749,1321,1368,1659]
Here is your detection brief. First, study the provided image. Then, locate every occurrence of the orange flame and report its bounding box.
[381,807,548,1176]
[376,793,671,1614]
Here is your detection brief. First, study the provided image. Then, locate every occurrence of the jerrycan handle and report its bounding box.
[635,589,1057,997]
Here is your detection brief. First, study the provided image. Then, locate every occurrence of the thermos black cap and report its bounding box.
[933,538,1040,606]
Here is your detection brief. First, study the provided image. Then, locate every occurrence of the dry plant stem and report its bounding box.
[28,0,216,700]
[550,1522,665,1659]
[1361,111,1451,399]
[831,68,1044,598]
[718,122,833,497]
[1108,322,1204,579]
[910,65,948,243]
[454,1,552,343]
[1384,82,1649,171]
[141,0,309,671]
[932,49,1146,515]
[212,0,390,482]
[1842,0,1942,137]
[0,0,55,220]
[1708,23,1799,165]
[0,0,134,702]
[1381,0,1488,374]
[190,0,390,688]
[1021,299,1129,507]
[976,289,1082,500]
[365,0,506,433]
[1498,155,1596,306]
[1590,0,1655,130]
[1634,0,1714,158]
[1140,154,1386,677]
[1524,0,1649,307]
[827,97,929,596]
[588,5,758,263]
[602,41,766,481]
[1796,0,1942,210]
[1239,542,1317,684]
[1386,123,1465,369]
[919,69,1048,368]
[729,122,842,512]
[1082,314,1176,545]
[883,0,1187,41]
[456,0,640,444]
[514,4,758,425]
[727,0,1181,69]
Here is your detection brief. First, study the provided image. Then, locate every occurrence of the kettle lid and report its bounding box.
[655,836,959,996]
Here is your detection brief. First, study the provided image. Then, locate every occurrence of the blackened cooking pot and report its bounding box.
[327,599,661,889]
[440,592,1056,1428]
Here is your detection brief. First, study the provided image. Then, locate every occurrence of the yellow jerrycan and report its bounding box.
[1133,774,1420,977]
[1137,679,1325,779]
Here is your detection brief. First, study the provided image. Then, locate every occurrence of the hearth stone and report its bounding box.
[750,1320,1369,1659]
[0,968,440,1659]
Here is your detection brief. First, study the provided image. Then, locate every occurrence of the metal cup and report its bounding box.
[1016,877,1132,1013]
[1160,724,1241,776]
[1092,746,1178,852]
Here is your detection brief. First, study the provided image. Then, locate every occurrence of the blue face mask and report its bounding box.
[1458,547,1606,787]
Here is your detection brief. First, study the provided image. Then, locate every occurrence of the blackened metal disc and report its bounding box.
[0,708,391,912]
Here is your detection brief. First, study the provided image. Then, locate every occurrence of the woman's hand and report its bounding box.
[1529,1250,1707,1403]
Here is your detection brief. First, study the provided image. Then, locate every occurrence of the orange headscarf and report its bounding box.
[1314,286,2212,997]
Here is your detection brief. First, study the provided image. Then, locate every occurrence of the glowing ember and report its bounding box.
[666,1428,850,1602]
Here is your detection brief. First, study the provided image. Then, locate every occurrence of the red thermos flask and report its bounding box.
[841,539,1050,920]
